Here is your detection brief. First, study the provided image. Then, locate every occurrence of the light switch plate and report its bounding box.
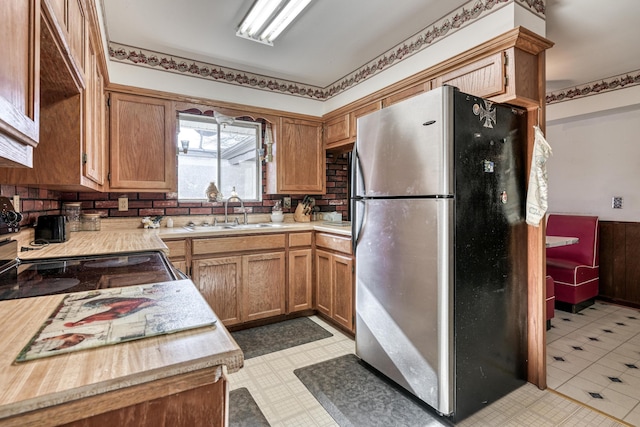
[283,197,291,209]
[12,195,19,212]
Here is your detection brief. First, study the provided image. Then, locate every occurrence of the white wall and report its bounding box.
[105,2,545,117]
[546,93,640,221]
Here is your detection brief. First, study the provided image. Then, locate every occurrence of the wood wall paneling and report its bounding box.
[599,221,640,307]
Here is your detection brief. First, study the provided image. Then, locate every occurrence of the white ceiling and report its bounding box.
[102,0,640,94]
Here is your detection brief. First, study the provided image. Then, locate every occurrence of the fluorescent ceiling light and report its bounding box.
[237,0,312,46]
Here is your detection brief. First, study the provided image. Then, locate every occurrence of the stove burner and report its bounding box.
[84,256,151,269]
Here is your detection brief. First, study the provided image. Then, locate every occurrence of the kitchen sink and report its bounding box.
[182,223,286,232]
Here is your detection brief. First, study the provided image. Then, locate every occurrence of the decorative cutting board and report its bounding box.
[15,281,218,362]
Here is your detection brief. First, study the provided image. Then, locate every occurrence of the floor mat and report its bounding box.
[231,317,333,359]
[229,387,270,427]
[294,354,452,427]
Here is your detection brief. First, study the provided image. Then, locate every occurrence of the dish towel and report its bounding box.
[526,125,552,226]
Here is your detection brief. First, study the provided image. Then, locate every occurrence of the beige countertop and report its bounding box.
[14,217,351,261]
[17,229,168,260]
[0,280,243,423]
[158,221,352,239]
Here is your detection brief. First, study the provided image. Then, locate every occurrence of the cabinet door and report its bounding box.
[288,248,313,313]
[0,0,40,166]
[315,249,332,317]
[46,0,86,75]
[324,114,350,147]
[333,253,354,332]
[83,37,105,185]
[170,260,188,276]
[66,0,86,75]
[243,252,286,322]
[275,117,325,194]
[434,52,505,99]
[109,92,176,192]
[381,82,430,108]
[192,256,242,326]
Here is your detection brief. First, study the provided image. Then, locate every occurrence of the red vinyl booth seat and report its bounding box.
[546,214,599,309]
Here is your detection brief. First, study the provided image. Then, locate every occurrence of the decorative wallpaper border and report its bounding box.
[108,0,545,100]
[546,70,640,105]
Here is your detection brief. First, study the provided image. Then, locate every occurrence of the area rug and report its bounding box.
[231,317,333,359]
[294,354,452,427]
[229,387,270,427]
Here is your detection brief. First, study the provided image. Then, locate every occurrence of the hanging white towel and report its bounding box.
[526,125,552,226]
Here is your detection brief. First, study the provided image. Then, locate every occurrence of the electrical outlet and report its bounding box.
[612,196,623,209]
[12,195,19,212]
[283,197,291,209]
[118,197,128,211]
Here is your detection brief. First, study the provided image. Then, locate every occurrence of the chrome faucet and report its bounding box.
[224,187,246,225]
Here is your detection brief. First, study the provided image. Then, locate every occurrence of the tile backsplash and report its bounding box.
[2,153,349,226]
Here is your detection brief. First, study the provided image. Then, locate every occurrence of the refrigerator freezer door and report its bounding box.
[355,197,454,415]
[353,86,454,198]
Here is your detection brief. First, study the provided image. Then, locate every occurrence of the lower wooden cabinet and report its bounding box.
[192,251,285,326]
[288,248,313,312]
[56,366,227,427]
[243,252,286,322]
[315,248,354,332]
[193,256,242,325]
[164,239,189,277]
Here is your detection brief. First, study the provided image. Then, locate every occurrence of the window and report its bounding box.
[177,113,262,201]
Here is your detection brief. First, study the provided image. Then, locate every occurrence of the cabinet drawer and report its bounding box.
[193,234,286,256]
[289,232,312,247]
[164,239,186,258]
[316,233,351,254]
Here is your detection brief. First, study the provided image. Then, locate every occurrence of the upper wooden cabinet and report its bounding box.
[83,36,106,186]
[266,117,325,194]
[324,102,381,151]
[46,0,86,79]
[0,3,103,191]
[324,114,350,148]
[108,92,177,192]
[0,0,40,167]
[434,52,505,99]
[433,47,541,107]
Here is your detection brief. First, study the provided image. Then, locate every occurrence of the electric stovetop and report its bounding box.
[0,251,178,301]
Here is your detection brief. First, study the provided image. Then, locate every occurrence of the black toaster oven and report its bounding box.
[35,215,69,243]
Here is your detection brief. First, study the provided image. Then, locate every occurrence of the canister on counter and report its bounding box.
[63,202,82,231]
[81,213,101,231]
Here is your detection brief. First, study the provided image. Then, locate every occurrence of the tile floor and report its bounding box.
[547,301,640,425]
[228,315,631,426]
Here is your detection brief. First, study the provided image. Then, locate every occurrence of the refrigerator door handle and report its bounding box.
[352,199,365,254]
[352,144,366,196]
[351,143,366,254]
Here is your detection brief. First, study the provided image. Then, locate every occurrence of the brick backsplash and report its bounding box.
[0,184,62,227]
[2,153,350,226]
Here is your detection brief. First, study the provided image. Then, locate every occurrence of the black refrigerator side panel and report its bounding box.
[452,91,528,422]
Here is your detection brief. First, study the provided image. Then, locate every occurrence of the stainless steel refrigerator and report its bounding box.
[352,85,528,422]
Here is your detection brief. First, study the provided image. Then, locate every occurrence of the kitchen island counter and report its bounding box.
[0,279,243,426]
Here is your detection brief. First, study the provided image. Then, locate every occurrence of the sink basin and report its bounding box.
[182,223,286,232]
[235,223,286,229]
